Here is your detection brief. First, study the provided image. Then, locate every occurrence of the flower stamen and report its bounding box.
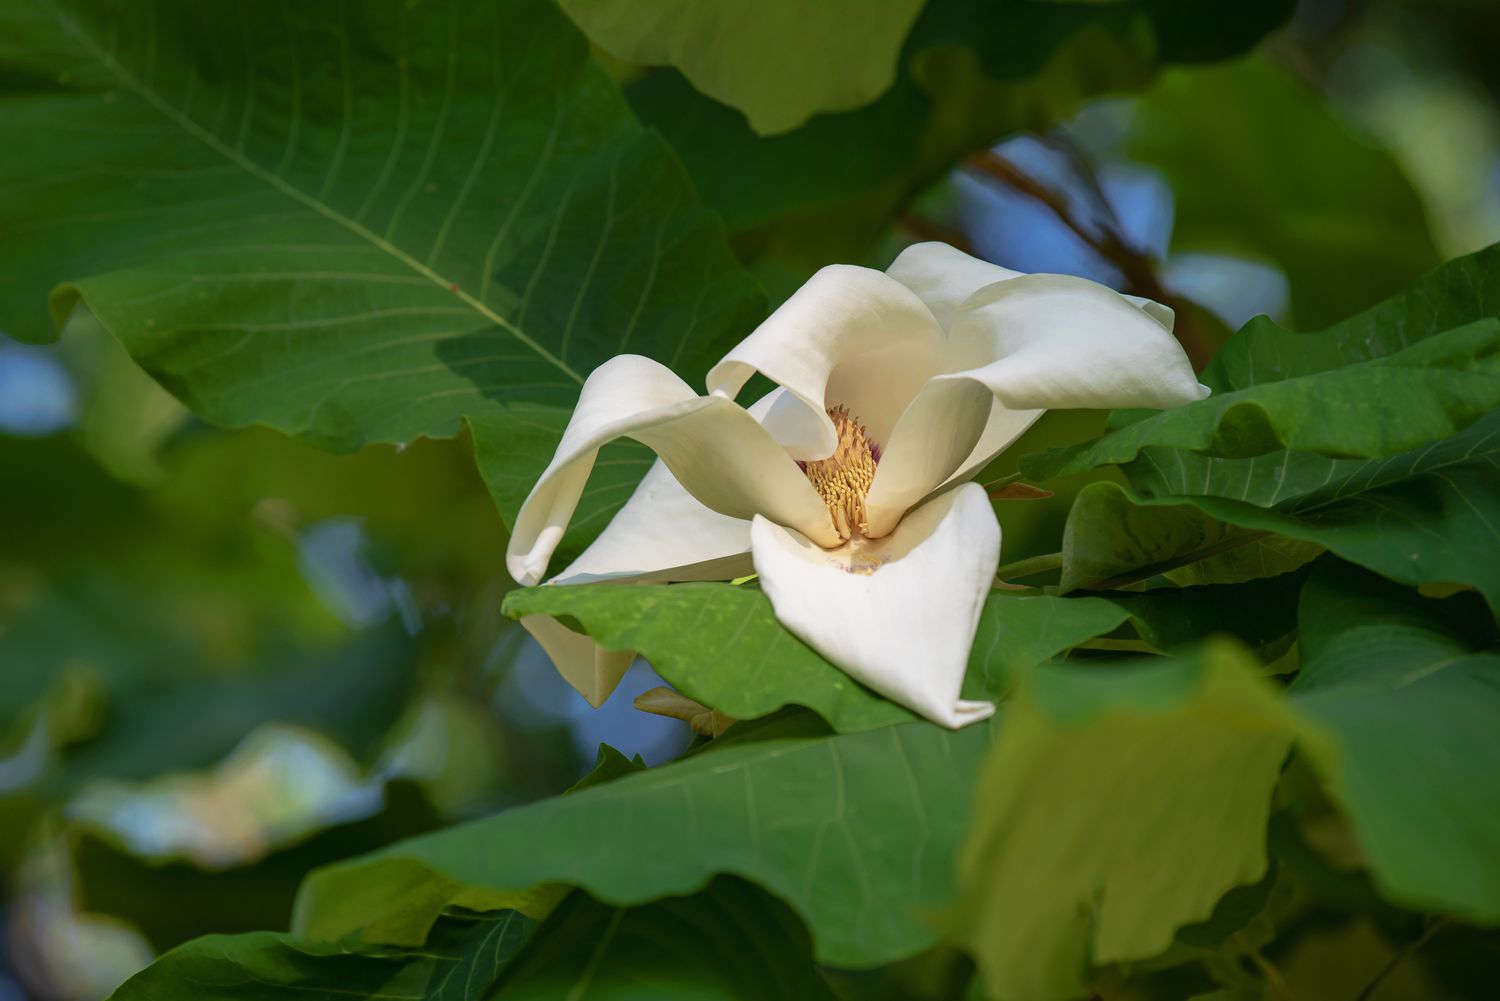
[803,405,878,541]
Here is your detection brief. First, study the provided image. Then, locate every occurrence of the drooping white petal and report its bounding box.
[507,355,836,587]
[944,274,1210,410]
[519,614,635,709]
[886,241,1023,330]
[751,482,1000,729]
[706,265,943,458]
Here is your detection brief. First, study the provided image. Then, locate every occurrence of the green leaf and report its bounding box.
[1023,319,1500,481]
[0,0,762,558]
[956,641,1295,1001]
[503,582,917,732]
[108,909,538,1001]
[1059,481,1322,592]
[1287,562,1500,923]
[293,721,992,968]
[558,0,925,136]
[1131,55,1439,328]
[496,879,837,999]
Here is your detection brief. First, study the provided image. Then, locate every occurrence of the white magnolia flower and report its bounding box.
[506,243,1208,728]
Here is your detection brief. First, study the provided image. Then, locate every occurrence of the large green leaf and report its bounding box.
[1287,562,1500,923]
[957,641,1295,1001]
[0,0,762,559]
[294,720,992,968]
[495,879,837,999]
[558,0,924,136]
[108,909,537,1001]
[1131,55,1439,328]
[1022,318,1500,481]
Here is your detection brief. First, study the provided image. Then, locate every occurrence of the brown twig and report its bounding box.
[964,148,1217,371]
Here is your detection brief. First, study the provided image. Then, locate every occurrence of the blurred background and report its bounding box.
[2,0,1498,997]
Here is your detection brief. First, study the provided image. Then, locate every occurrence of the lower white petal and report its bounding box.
[519,614,635,709]
[552,460,754,585]
[507,355,836,586]
[751,482,1000,729]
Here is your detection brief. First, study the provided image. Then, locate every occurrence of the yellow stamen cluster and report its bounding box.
[803,406,878,541]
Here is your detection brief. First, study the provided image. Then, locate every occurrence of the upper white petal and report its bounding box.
[942,273,1210,410]
[506,355,837,586]
[886,241,1024,330]
[751,482,1000,729]
[706,265,944,458]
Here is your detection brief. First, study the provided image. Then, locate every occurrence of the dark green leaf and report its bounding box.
[495,879,836,999]
[1287,562,1500,922]
[108,909,537,1001]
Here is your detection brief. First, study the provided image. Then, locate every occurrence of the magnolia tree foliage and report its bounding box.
[1,0,1497,999]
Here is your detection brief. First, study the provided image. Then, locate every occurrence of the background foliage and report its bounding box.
[2,0,1498,999]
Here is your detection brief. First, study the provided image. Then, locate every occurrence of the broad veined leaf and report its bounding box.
[0,0,763,559]
[1131,55,1439,328]
[558,0,925,136]
[108,909,538,1001]
[1286,562,1500,923]
[294,720,993,968]
[494,879,837,999]
[956,641,1295,1001]
[1022,319,1500,481]
[1059,481,1322,592]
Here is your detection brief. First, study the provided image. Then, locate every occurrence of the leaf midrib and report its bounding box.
[49,1,585,387]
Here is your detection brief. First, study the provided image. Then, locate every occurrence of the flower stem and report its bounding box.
[994,551,1063,583]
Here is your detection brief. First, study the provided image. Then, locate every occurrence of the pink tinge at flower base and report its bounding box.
[505,242,1210,729]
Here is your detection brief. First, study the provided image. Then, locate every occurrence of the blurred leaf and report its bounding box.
[566,742,645,794]
[632,0,1292,271]
[1024,318,1500,480]
[956,641,1293,1001]
[558,0,925,135]
[495,879,836,999]
[108,908,537,1001]
[1132,55,1440,327]
[0,0,762,559]
[1287,562,1500,923]
[294,721,992,968]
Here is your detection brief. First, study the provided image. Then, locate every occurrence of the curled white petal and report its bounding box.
[751,482,1000,729]
[944,274,1210,410]
[706,265,943,457]
[506,355,836,586]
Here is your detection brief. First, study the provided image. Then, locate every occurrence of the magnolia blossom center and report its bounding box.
[799,405,880,542]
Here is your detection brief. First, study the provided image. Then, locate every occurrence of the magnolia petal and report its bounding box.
[751,482,1000,729]
[553,460,755,585]
[886,241,1023,330]
[863,377,993,538]
[706,265,943,457]
[507,355,837,586]
[944,274,1210,410]
[519,614,635,709]
[936,401,1046,490]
